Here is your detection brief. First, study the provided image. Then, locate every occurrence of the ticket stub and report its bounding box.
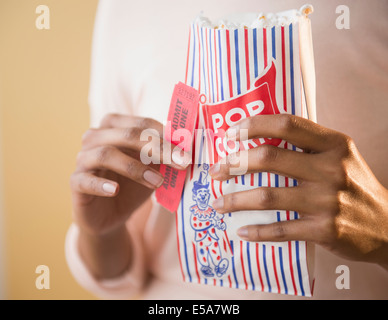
[156,82,199,212]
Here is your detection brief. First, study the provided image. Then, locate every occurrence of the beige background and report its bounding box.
[0,0,98,299]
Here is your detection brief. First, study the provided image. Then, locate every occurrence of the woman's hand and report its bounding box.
[70,113,190,237]
[209,114,388,269]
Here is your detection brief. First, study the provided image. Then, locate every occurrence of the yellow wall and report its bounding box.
[0,0,98,299]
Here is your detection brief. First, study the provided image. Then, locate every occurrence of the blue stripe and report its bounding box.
[289,24,298,185]
[271,27,276,59]
[278,247,288,295]
[262,244,271,292]
[277,212,288,294]
[241,174,245,185]
[289,24,295,116]
[218,30,224,101]
[295,241,305,296]
[234,29,241,95]
[201,27,207,96]
[204,278,207,285]
[275,174,279,187]
[191,24,196,87]
[246,242,255,291]
[197,131,204,167]
[253,28,258,78]
[180,186,192,282]
[230,241,239,289]
[209,29,215,103]
[220,279,223,287]
[258,172,262,186]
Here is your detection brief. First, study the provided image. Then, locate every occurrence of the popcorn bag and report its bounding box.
[159,5,317,297]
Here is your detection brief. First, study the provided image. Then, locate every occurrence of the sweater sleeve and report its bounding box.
[64,221,147,300]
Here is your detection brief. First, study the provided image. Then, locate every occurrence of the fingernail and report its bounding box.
[209,163,220,176]
[144,170,164,188]
[237,226,249,239]
[102,182,117,195]
[172,150,191,168]
[212,197,224,210]
[226,125,240,140]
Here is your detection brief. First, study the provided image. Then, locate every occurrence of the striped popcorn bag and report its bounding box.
[175,5,316,297]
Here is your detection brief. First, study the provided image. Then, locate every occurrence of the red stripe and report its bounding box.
[211,179,217,199]
[206,29,211,103]
[223,228,233,254]
[245,29,255,188]
[190,114,200,180]
[311,278,316,296]
[185,27,191,85]
[212,176,232,255]
[192,242,200,283]
[197,25,201,94]
[228,275,232,288]
[244,28,250,90]
[219,181,223,196]
[298,31,304,119]
[288,241,298,295]
[284,141,289,187]
[214,30,220,102]
[267,172,271,187]
[281,26,287,112]
[175,211,185,281]
[255,243,264,291]
[263,28,268,69]
[213,278,217,286]
[226,29,233,98]
[271,246,281,294]
[240,241,248,290]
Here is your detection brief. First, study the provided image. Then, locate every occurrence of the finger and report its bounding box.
[77,146,164,189]
[99,114,164,136]
[209,144,319,182]
[225,114,339,153]
[82,127,191,170]
[212,187,312,214]
[236,219,315,243]
[70,172,119,197]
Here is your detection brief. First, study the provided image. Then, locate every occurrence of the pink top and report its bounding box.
[65,0,388,299]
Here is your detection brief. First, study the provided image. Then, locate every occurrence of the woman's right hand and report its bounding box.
[70,113,191,237]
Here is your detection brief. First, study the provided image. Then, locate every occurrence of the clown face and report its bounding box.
[193,187,210,210]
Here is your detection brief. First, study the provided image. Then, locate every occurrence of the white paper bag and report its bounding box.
[175,5,316,297]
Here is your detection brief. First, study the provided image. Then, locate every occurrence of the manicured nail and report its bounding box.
[172,150,191,168]
[226,125,240,140]
[143,170,164,188]
[237,226,249,239]
[209,163,220,176]
[212,197,224,210]
[102,182,117,195]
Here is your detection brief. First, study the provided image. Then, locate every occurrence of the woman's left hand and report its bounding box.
[209,114,388,269]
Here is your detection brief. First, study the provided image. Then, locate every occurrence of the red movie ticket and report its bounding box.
[156,82,199,212]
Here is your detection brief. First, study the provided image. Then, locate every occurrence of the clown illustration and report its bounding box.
[190,164,229,277]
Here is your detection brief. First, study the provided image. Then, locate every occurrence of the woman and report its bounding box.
[66,0,388,299]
